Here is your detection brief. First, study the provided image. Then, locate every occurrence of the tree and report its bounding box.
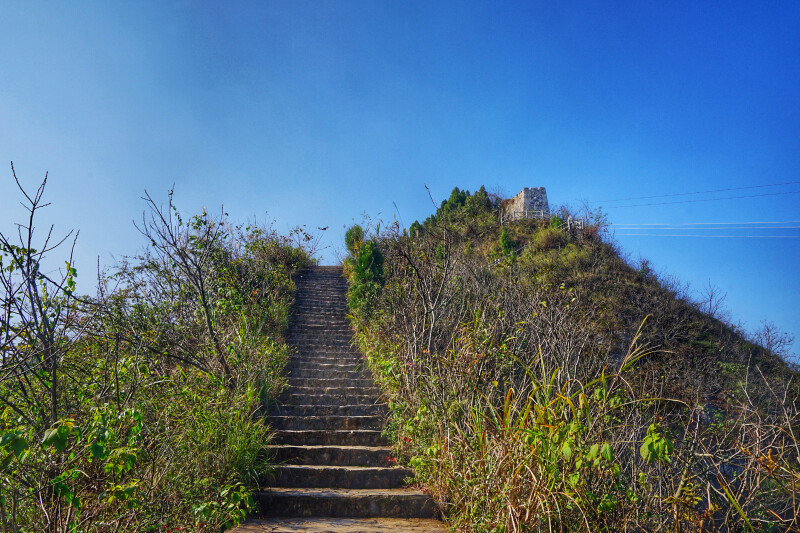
[0,162,80,432]
[135,190,233,382]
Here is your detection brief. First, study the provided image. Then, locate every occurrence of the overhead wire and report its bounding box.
[599,180,800,203]
[585,182,800,238]
[613,226,800,230]
[614,234,800,238]
[603,190,800,209]
[609,221,800,238]
[611,220,800,226]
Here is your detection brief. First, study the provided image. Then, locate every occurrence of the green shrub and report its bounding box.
[0,172,311,531]
[347,239,384,319]
[499,228,515,256]
[533,227,566,251]
[345,224,364,255]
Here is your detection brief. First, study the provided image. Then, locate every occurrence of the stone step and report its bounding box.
[287,385,381,396]
[291,327,350,332]
[257,488,440,519]
[267,465,412,489]
[292,310,346,314]
[291,344,358,351]
[288,359,366,368]
[272,404,387,417]
[279,393,382,406]
[271,415,384,431]
[294,302,346,306]
[289,353,361,361]
[290,350,359,357]
[289,352,361,360]
[273,430,387,446]
[292,335,350,340]
[231,517,446,532]
[288,353,367,367]
[290,315,349,321]
[290,321,346,325]
[289,324,351,330]
[286,368,370,379]
[290,334,353,340]
[293,304,348,311]
[289,335,354,343]
[290,343,358,350]
[267,445,393,467]
[286,363,365,373]
[287,377,376,388]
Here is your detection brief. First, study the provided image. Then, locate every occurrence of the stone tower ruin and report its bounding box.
[501,187,550,223]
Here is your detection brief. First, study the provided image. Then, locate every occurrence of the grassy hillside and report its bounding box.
[0,174,313,532]
[345,187,800,532]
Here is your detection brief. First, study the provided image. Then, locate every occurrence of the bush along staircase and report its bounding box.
[234,266,443,532]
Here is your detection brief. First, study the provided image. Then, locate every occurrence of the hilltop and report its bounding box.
[343,186,800,531]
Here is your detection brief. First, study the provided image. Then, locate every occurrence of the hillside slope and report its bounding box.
[344,187,800,532]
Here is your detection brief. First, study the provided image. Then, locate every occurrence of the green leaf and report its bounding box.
[43,428,60,447]
[586,443,599,461]
[562,441,573,459]
[43,425,72,452]
[90,442,106,459]
[1,431,28,458]
[567,472,581,488]
[601,442,613,462]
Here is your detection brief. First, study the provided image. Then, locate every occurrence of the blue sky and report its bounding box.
[1,1,798,355]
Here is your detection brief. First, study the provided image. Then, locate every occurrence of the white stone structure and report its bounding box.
[501,187,550,223]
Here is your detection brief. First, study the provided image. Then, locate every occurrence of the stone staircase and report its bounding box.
[233,266,443,532]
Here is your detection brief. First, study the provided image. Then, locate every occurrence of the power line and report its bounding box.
[615,234,800,238]
[611,220,800,226]
[604,190,800,209]
[599,180,800,203]
[613,226,800,230]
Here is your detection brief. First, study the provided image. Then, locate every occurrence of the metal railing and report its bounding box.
[500,210,585,233]
[500,209,549,224]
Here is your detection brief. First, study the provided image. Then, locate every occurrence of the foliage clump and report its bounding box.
[409,186,498,238]
[0,166,313,532]
[343,224,384,321]
[346,185,800,531]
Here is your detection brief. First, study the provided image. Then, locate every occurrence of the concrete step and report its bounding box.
[267,445,393,467]
[287,360,366,369]
[288,386,381,396]
[288,358,362,365]
[279,393,382,406]
[287,361,363,368]
[287,377,376,388]
[290,329,352,335]
[289,355,363,363]
[267,465,413,489]
[271,415,384,431]
[231,517,446,532]
[273,430,387,446]
[293,304,348,311]
[286,368,370,380]
[257,488,440,519]
[289,335,354,343]
[292,316,346,320]
[273,404,387,417]
[290,344,358,351]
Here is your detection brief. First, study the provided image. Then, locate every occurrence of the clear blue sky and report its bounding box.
[1,1,798,356]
